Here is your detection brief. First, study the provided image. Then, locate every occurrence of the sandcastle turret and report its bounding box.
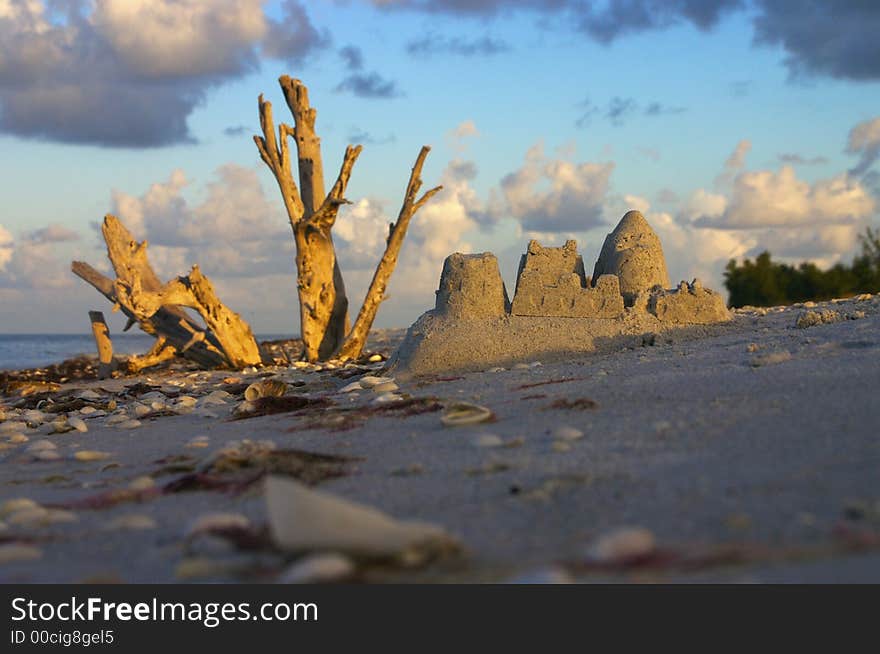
[593,210,670,303]
[435,252,509,319]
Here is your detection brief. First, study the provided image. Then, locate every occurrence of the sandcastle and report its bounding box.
[389,211,730,376]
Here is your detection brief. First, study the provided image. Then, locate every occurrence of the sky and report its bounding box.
[1,0,879,335]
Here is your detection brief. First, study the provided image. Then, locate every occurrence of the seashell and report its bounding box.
[0,498,39,517]
[587,527,656,564]
[79,406,97,415]
[150,400,166,411]
[6,433,28,444]
[128,476,155,491]
[133,404,152,417]
[266,476,458,558]
[22,409,46,424]
[292,361,310,368]
[117,420,141,429]
[76,390,102,400]
[176,396,197,408]
[372,381,399,393]
[278,553,355,584]
[440,402,494,427]
[34,450,61,461]
[201,390,233,406]
[338,381,362,393]
[105,414,130,426]
[359,376,394,389]
[74,450,111,462]
[6,506,49,525]
[368,354,383,362]
[0,544,42,564]
[553,426,583,441]
[372,393,403,404]
[186,512,250,538]
[244,380,288,402]
[67,417,88,433]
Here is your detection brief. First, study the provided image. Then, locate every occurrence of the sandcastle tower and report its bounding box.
[592,210,670,304]
[434,252,510,319]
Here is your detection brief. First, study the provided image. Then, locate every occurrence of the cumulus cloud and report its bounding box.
[846,116,880,178]
[699,166,875,229]
[714,139,751,187]
[499,142,614,233]
[0,0,325,147]
[0,223,76,290]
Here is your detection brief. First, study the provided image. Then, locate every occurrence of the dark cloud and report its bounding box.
[348,128,396,145]
[576,96,683,128]
[777,153,828,166]
[644,102,686,117]
[335,72,401,99]
[0,1,326,148]
[224,125,249,137]
[339,45,365,71]
[752,0,880,81]
[24,225,81,244]
[405,34,510,57]
[575,0,743,43]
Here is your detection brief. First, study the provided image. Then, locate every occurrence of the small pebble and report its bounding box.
[372,381,399,393]
[117,420,142,429]
[1,498,39,517]
[133,404,152,417]
[6,433,29,444]
[25,440,56,453]
[34,450,61,461]
[186,512,250,538]
[553,426,583,441]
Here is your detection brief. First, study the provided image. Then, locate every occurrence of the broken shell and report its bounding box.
[587,527,656,564]
[74,450,112,462]
[67,417,88,433]
[441,402,494,427]
[278,553,355,584]
[244,379,288,402]
[553,426,584,441]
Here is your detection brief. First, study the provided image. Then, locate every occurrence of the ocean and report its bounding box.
[0,333,293,370]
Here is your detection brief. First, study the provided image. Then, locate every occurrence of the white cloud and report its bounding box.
[500,142,614,233]
[0,224,76,290]
[714,139,751,187]
[699,166,874,229]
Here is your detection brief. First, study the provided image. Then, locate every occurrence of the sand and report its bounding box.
[1,295,879,583]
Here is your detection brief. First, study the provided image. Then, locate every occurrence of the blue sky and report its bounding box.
[1,0,879,334]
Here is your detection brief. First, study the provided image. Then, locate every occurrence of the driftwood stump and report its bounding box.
[73,215,260,369]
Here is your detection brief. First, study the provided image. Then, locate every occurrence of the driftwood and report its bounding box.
[88,311,115,379]
[72,215,260,369]
[256,77,441,361]
[337,147,441,360]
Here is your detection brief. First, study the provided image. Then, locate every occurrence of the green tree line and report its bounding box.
[724,227,880,307]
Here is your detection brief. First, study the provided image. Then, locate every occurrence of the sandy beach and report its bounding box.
[1,295,879,583]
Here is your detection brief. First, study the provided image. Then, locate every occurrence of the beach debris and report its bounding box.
[266,475,458,559]
[796,309,842,328]
[244,380,288,402]
[0,544,43,564]
[586,527,657,564]
[278,553,356,584]
[441,402,494,427]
